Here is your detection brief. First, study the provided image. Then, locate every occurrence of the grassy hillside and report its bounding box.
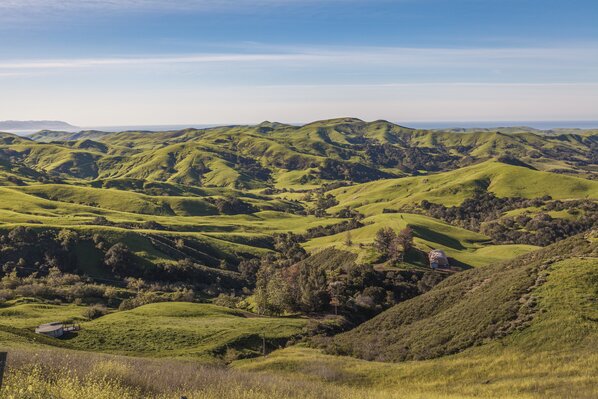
[14,119,598,187]
[331,233,597,362]
[0,301,86,329]
[1,120,596,297]
[69,302,307,358]
[304,212,539,266]
[235,244,597,399]
[329,160,598,216]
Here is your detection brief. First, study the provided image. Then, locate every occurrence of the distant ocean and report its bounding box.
[401,121,598,130]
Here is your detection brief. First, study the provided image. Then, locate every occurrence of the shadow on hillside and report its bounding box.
[447,257,473,270]
[60,331,80,340]
[411,225,465,250]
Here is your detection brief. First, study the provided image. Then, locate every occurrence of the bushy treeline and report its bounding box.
[1,227,81,275]
[364,143,462,173]
[301,218,364,241]
[419,192,547,230]
[1,223,441,321]
[0,267,194,310]
[318,159,396,183]
[206,196,258,214]
[0,227,244,301]
[481,212,597,246]
[85,216,169,230]
[0,268,111,304]
[413,193,597,246]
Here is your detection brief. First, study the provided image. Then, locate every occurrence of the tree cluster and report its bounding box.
[417,193,597,246]
[301,218,364,241]
[364,143,460,173]
[319,159,395,183]
[374,227,414,262]
[209,196,258,215]
[252,247,444,321]
[481,212,597,246]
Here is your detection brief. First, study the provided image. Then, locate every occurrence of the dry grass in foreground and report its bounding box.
[0,347,390,399]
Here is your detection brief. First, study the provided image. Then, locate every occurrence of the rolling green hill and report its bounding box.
[0,120,596,399]
[233,235,597,398]
[0,301,308,360]
[329,160,598,216]
[1,119,596,284]
[14,118,597,188]
[331,233,597,362]
[304,212,539,266]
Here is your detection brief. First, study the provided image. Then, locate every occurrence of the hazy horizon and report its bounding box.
[58,119,598,131]
[1,1,597,125]
[4,119,598,136]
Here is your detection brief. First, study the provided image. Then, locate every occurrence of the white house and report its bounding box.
[35,322,64,338]
[429,250,449,269]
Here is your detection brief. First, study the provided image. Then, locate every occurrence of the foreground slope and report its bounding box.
[1,246,595,399]
[236,238,597,399]
[332,233,597,362]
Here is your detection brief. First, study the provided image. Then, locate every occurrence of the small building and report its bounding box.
[35,322,64,338]
[429,250,449,269]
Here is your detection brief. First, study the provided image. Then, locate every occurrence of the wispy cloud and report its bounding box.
[1,45,596,81]
[0,0,346,23]
[0,0,329,11]
[0,53,318,70]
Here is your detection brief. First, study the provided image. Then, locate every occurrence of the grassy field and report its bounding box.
[0,300,86,329]
[0,302,308,360]
[68,302,308,358]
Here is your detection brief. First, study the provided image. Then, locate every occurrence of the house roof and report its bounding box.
[35,322,64,333]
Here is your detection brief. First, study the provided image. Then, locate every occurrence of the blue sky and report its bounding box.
[1,0,597,126]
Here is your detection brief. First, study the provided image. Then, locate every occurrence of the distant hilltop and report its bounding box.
[0,120,79,132]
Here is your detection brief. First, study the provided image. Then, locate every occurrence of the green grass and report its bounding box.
[234,345,597,399]
[0,250,596,398]
[68,302,307,358]
[331,234,596,362]
[0,301,308,359]
[0,300,86,329]
[329,160,598,216]
[498,257,598,352]
[304,213,538,266]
